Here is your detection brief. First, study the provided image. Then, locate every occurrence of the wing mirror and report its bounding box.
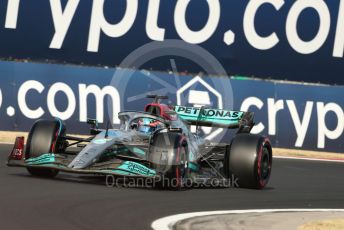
[87,118,98,129]
[87,118,101,135]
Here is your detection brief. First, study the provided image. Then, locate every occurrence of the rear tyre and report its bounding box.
[25,119,66,178]
[148,132,189,190]
[224,134,272,189]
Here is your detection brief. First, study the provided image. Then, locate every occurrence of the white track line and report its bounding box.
[151,209,344,230]
[0,142,15,145]
[274,155,344,163]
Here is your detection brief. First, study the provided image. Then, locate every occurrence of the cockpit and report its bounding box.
[118,112,167,135]
[131,117,164,134]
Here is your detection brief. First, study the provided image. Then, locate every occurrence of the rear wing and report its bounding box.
[174,106,254,132]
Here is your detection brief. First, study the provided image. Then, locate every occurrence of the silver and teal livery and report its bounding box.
[7,95,272,189]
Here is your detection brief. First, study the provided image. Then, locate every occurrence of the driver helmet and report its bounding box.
[137,118,160,133]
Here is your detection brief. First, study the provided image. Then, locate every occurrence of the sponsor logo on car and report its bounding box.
[119,161,156,176]
[175,106,240,119]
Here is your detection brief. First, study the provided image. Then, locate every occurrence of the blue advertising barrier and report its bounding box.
[0,0,344,84]
[0,61,343,153]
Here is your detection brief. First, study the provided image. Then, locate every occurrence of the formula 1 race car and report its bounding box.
[7,95,272,189]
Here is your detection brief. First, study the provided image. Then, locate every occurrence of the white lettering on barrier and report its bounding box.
[13,80,344,150]
[18,80,45,119]
[79,84,120,124]
[286,0,331,54]
[244,0,284,50]
[317,102,344,149]
[267,98,284,136]
[287,100,313,147]
[5,0,20,29]
[47,82,76,120]
[0,88,2,110]
[146,0,165,41]
[239,97,343,149]
[87,0,138,52]
[174,0,220,44]
[333,0,344,58]
[3,1,344,58]
[50,0,80,49]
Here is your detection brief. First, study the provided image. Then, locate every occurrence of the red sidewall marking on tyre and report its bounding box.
[257,138,271,189]
[51,128,59,153]
[175,136,186,188]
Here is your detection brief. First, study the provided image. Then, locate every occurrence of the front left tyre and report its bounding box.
[25,119,66,178]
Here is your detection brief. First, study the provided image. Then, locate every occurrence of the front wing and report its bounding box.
[8,153,158,178]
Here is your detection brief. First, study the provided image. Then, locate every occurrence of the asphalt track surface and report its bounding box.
[1,144,343,230]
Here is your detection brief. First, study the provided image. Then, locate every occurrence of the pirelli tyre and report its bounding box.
[148,132,189,190]
[25,119,66,178]
[225,133,272,189]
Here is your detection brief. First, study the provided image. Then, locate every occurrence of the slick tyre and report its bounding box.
[25,120,66,178]
[149,132,189,190]
[225,134,272,189]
